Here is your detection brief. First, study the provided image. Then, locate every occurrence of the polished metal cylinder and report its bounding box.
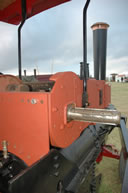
[67,106,121,125]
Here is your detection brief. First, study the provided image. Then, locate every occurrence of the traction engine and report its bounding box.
[0,0,128,193]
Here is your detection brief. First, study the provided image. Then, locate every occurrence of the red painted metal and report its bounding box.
[96,144,120,163]
[0,0,71,25]
[0,72,87,165]
[0,73,111,166]
[87,79,111,109]
[49,72,89,147]
[0,92,50,166]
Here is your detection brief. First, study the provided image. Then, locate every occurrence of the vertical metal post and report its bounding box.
[82,0,90,107]
[83,0,90,77]
[18,0,27,80]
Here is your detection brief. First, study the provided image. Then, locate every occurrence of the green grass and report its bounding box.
[96,82,128,193]
[99,184,113,193]
[111,83,128,126]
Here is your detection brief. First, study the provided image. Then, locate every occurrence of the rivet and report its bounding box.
[53,124,56,128]
[60,85,64,89]
[60,124,64,130]
[53,171,59,177]
[8,165,13,170]
[67,122,73,128]
[21,99,24,103]
[27,155,31,159]
[52,107,58,112]
[53,163,60,169]
[40,100,43,104]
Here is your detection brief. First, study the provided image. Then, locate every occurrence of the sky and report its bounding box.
[0,0,128,77]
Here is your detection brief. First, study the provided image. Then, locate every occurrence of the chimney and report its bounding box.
[91,22,109,80]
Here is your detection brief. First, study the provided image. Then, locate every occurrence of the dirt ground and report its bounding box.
[97,82,128,193]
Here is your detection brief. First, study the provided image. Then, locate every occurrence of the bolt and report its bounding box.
[52,107,58,112]
[67,122,73,128]
[53,155,59,161]
[8,165,13,170]
[0,162,3,168]
[9,174,13,178]
[53,171,59,177]
[53,163,60,169]
[31,98,37,104]
[85,102,89,106]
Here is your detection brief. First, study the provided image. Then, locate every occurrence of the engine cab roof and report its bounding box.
[0,0,70,25]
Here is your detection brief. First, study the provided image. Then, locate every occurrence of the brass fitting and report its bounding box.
[2,140,8,159]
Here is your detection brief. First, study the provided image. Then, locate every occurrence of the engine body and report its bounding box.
[0,72,110,166]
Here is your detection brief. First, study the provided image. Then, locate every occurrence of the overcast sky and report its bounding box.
[0,0,128,77]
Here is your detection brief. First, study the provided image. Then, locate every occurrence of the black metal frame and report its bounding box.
[120,117,128,193]
[18,0,27,80]
[0,151,27,193]
[6,123,112,193]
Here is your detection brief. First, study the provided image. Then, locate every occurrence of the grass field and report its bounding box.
[97,82,128,193]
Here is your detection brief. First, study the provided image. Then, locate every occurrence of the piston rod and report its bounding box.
[67,106,121,125]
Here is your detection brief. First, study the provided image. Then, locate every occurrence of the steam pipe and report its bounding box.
[83,0,90,69]
[18,0,27,80]
[67,106,121,125]
[18,20,26,80]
